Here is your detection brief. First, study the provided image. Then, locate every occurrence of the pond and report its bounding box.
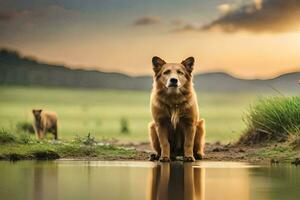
[0,161,299,200]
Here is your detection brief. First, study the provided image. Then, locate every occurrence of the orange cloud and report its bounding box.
[202,0,300,33]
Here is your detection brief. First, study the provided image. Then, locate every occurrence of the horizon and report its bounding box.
[1,47,299,80]
[1,0,300,78]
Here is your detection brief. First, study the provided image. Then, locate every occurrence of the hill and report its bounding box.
[0,48,299,94]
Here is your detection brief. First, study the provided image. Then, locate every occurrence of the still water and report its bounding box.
[0,161,299,200]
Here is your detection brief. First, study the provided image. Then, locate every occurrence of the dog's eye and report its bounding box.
[177,70,184,75]
[163,70,171,75]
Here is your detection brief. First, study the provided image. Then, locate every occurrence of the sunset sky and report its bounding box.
[1,0,300,78]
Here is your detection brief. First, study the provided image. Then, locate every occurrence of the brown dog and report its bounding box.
[148,56,205,162]
[32,109,58,140]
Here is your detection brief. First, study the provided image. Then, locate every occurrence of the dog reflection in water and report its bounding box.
[146,163,204,200]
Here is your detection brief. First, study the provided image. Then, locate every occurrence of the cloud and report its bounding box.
[173,22,202,32]
[0,10,30,21]
[254,0,263,10]
[202,0,300,33]
[217,4,232,14]
[0,12,15,21]
[133,16,161,26]
[0,5,82,41]
[170,18,204,32]
[0,5,80,25]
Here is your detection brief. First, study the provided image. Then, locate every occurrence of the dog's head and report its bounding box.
[152,56,194,94]
[32,109,42,120]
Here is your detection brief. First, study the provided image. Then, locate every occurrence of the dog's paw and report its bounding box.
[149,154,160,161]
[183,156,195,162]
[160,157,171,162]
[194,153,204,160]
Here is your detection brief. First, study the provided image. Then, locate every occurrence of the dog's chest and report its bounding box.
[170,107,180,129]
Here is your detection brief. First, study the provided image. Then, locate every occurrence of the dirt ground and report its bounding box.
[117,141,267,163]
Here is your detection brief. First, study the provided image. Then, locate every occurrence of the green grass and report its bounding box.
[240,96,300,144]
[0,129,17,144]
[0,86,256,143]
[0,130,142,160]
[0,143,141,161]
[248,144,299,162]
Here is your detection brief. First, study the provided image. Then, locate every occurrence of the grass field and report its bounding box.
[0,86,257,143]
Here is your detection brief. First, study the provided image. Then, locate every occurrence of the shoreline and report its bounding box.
[1,141,299,165]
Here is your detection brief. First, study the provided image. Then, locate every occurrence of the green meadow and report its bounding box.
[0,86,257,143]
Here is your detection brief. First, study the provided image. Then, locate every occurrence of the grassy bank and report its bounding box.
[0,129,147,161]
[240,96,300,144]
[238,96,300,163]
[0,86,255,143]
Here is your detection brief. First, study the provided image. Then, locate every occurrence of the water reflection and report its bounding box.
[147,163,204,200]
[0,161,300,200]
[33,163,58,200]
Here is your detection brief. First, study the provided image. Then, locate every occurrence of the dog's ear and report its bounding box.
[181,57,195,74]
[152,56,166,74]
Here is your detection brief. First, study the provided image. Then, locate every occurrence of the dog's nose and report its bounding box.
[170,78,178,84]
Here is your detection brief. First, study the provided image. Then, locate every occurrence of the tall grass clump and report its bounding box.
[16,121,34,134]
[239,96,300,145]
[73,133,97,145]
[0,129,37,145]
[0,129,17,144]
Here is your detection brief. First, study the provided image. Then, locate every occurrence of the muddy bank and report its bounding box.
[1,139,299,165]
[120,142,257,162]
[119,141,300,164]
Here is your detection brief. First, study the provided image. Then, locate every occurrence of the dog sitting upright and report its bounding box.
[149,56,205,162]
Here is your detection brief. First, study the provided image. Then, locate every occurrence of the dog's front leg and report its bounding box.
[184,124,196,162]
[157,124,170,162]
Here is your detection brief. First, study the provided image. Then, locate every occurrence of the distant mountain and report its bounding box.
[0,48,299,94]
[193,72,299,94]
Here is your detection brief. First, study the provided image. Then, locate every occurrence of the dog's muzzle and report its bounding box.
[168,78,179,88]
